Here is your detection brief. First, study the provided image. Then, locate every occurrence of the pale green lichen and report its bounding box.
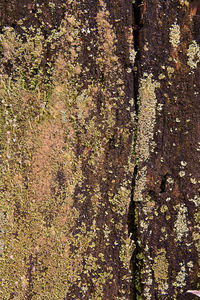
[142,199,156,216]
[189,195,200,207]
[48,2,56,9]
[174,204,189,242]
[167,176,174,184]
[173,263,187,291]
[136,73,160,162]
[119,235,134,269]
[134,166,147,203]
[180,161,187,167]
[169,22,181,48]
[109,184,131,216]
[143,266,153,300]
[134,73,160,211]
[187,41,200,69]
[190,178,197,184]
[129,48,137,66]
[187,261,194,268]
[179,170,185,177]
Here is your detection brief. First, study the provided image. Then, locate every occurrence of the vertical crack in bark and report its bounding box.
[128,1,143,299]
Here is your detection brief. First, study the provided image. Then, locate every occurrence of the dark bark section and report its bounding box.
[133,0,200,299]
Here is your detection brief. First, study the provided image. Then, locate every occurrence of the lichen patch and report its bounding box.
[169,22,181,49]
[136,73,160,162]
[187,41,200,69]
[174,204,189,242]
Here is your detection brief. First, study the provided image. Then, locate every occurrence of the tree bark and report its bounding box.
[0,0,200,299]
[0,0,134,299]
[132,0,200,299]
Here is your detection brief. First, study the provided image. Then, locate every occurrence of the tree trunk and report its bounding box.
[0,0,200,299]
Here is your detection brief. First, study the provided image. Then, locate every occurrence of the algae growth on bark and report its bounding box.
[0,0,200,299]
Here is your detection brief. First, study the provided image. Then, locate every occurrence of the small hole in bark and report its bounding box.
[160,174,168,193]
[11,23,16,29]
[148,190,156,197]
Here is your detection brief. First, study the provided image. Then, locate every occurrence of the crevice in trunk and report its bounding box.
[128,1,143,299]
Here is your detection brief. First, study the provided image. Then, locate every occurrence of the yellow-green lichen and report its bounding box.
[142,198,156,216]
[166,66,175,78]
[152,249,168,283]
[190,177,197,185]
[152,249,169,295]
[179,0,189,6]
[160,205,168,214]
[119,235,134,269]
[158,73,166,80]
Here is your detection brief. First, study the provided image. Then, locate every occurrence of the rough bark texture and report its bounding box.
[0,0,200,299]
[132,0,200,299]
[0,0,134,299]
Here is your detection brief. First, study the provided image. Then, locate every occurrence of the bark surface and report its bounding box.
[0,0,134,299]
[0,0,200,300]
[132,0,200,299]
